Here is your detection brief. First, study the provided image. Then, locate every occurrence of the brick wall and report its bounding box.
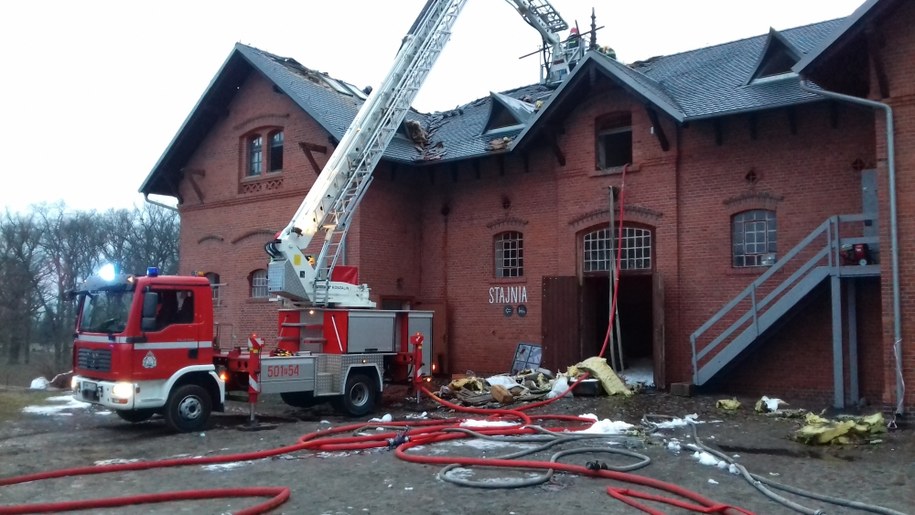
[169,16,914,412]
[874,0,915,415]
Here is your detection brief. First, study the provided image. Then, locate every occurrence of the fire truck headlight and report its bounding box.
[111,382,135,400]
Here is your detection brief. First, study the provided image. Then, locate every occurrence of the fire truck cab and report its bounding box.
[70,267,223,432]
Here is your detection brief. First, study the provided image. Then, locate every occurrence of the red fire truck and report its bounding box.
[69,265,432,431]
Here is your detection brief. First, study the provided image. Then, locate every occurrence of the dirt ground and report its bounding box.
[0,378,912,515]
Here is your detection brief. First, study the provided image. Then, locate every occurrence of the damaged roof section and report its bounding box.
[142,16,856,198]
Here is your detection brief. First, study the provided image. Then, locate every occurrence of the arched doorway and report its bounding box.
[580,224,655,384]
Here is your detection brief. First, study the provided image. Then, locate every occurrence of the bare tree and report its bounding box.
[0,202,180,371]
[0,210,42,365]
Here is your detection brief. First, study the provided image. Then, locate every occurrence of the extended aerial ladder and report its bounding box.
[266,0,468,308]
[507,0,585,85]
[266,0,576,308]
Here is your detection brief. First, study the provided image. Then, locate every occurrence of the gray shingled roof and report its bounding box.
[141,17,850,198]
[625,19,846,120]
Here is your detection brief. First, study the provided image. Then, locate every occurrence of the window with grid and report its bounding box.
[583,226,652,272]
[247,136,263,176]
[495,231,524,278]
[243,129,283,178]
[269,131,284,172]
[250,269,268,298]
[732,210,777,267]
[204,272,221,305]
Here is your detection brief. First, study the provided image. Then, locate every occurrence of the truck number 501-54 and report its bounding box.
[266,364,300,378]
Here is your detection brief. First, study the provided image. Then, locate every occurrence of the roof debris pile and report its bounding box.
[792,412,888,445]
[438,356,632,407]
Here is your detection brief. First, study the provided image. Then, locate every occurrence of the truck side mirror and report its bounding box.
[141,292,158,332]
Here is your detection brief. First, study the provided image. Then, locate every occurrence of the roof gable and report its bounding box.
[746,28,802,84]
[483,92,537,133]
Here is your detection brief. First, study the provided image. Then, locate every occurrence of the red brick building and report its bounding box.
[141,0,913,417]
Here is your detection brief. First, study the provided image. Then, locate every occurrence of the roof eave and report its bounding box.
[140,44,250,198]
[511,54,686,151]
[793,0,882,75]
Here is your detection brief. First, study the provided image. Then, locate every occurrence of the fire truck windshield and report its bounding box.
[78,290,135,334]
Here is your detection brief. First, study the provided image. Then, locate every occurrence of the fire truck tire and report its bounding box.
[333,373,377,417]
[165,384,212,432]
[116,409,156,423]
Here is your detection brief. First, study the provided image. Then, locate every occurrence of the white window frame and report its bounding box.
[583,226,652,272]
[250,269,269,298]
[495,231,524,278]
[732,210,777,267]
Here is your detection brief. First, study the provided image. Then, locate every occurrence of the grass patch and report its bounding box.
[0,389,58,422]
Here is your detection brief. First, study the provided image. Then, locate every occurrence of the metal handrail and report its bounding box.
[691,213,878,383]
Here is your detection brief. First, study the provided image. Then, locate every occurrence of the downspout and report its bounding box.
[144,194,180,213]
[799,79,904,417]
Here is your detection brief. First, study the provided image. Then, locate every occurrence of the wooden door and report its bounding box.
[541,276,580,373]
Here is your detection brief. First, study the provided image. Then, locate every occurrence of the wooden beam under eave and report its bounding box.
[645,108,670,151]
[865,27,890,99]
[547,130,566,166]
[182,168,206,202]
[165,174,184,205]
[298,142,328,175]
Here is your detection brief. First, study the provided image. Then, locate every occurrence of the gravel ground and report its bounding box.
[0,384,912,515]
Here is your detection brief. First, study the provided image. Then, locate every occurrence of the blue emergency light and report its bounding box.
[147,267,159,277]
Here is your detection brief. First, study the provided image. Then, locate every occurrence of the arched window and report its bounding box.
[494,231,523,278]
[250,269,268,298]
[583,226,652,272]
[269,131,284,172]
[243,129,283,178]
[732,210,777,267]
[247,136,263,176]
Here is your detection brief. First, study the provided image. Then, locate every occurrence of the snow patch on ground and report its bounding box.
[22,395,90,415]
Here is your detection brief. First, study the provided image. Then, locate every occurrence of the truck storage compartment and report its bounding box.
[347,311,396,353]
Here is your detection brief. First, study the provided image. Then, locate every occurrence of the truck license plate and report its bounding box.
[81,381,99,402]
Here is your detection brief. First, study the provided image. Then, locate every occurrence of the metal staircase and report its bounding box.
[691,214,880,386]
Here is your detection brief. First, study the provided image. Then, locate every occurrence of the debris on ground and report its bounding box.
[791,412,887,445]
[754,396,787,413]
[716,398,741,410]
[438,356,632,407]
[568,357,632,397]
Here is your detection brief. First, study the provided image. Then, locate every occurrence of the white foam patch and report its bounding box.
[201,461,251,471]
[22,395,90,415]
[574,419,634,434]
[654,414,700,428]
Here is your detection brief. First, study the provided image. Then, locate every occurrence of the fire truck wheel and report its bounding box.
[334,373,377,417]
[116,409,156,423]
[165,384,212,432]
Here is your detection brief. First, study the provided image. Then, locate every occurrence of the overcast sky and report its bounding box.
[0,0,864,213]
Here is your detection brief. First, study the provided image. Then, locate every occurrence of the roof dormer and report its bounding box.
[483,92,536,134]
[746,28,802,85]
